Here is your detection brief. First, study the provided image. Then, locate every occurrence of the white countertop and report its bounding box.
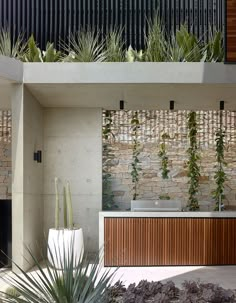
[99,211,236,218]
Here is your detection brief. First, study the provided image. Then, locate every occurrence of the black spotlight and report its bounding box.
[220,100,225,110]
[120,100,124,110]
[34,150,42,163]
[170,100,175,110]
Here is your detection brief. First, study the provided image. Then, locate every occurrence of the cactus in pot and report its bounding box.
[55,177,60,229]
[66,181,74,229]
[48,178,84,268]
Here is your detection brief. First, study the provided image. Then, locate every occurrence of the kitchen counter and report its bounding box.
[99,211,236,267]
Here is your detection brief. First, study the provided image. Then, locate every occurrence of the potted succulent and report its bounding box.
[47,178,84,268]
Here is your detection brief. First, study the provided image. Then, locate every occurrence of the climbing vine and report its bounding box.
[187,111,201,211]
[158,133,171,200]
[131,111,142,200]
[212,112,227,211]
[102,111,117,210]
[158,133,170,179]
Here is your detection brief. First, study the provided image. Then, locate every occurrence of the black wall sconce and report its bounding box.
[34,150,42,163]
[220,100,225,110]
[170,100,175,110]
[120,100,125,110]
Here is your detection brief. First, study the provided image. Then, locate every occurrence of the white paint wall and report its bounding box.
[12,85,44,271]
[43,108,102,252]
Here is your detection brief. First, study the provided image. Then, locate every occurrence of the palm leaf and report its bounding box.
[0,28,27,59]
[105,29,125,62]
[0,239,116,303]
[62,31,106,62]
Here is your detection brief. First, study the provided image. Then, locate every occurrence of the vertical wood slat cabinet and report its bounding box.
[226,0,236,62]
[104,218,236,266]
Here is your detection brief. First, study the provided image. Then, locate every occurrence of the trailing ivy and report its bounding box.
[158,133,171,200]
[102,111,117,210]
[158,133,170,179]
[131,111,142,200]
[187,111,201,211]
[212,112,227,211]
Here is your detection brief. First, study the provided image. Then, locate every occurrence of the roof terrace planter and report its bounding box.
[22,62,236,85]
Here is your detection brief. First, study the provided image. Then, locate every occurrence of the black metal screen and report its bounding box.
[0,0,224,50]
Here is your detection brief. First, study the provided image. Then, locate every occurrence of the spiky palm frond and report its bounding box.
[105,29,125,62]
[175,25,204,62]
[144,17,167,62]
[125,46,144,62]
[43,42,62,62]
[204,29,224,62]
[0,28,26,59]
[23,35,42,62]
[0,240,115,303]
[63,31,106,62]
[24,35,62,62]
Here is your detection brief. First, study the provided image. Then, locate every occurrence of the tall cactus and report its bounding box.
[54,177,60,229]
[66,181,74,230]
[63,186,68,228]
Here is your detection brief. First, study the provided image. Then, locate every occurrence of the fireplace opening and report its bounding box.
[0,200,12,268]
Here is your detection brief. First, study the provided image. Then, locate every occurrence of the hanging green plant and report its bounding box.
[158,133,171,200]
[102,111,117,210]
[187,111,201,211]
[158,133,170,179]
[212,114,227,211]
[131,111,142,200]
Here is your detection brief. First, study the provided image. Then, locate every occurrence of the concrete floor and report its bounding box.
[1,265,236,291]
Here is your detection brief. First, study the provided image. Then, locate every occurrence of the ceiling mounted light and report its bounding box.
[120,100,125,110]
[170,100,175,110]
[220,100,225,110]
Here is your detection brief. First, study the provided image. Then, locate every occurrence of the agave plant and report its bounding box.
[0,28,27,59]
[105,29,125,62]
[23,35,62,62]
[63,31,106,62]
[0,242,115,303]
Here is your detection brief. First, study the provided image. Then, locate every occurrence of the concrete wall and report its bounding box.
[12,85,44,271]
[43,108,102,252]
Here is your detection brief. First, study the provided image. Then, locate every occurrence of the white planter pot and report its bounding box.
[47,228,84,269]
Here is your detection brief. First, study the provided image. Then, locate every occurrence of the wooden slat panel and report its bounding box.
[226,0,236,62]
[104,218,236,266]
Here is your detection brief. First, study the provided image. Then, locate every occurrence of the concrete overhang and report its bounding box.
[0,56,23,109]
[23,63,236,84]
[23,63,236,110]
[0,56,23,84]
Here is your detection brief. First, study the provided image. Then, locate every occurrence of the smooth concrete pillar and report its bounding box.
[11,85,44,271]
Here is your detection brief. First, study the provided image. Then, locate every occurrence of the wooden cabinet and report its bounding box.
[226,0,236,62]
[104,218,236,266]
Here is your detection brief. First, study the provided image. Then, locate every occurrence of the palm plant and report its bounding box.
[105,29,125,62]
[125,46,144,62]
[144,17,167,62]
[23,35,62,62]
[0,28,27,59]
[204,29,224,62]
[62,31,106,62]
[175,25,204,62]
[0,243,115,303]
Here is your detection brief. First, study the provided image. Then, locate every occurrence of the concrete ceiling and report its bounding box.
[26,83,236,110]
